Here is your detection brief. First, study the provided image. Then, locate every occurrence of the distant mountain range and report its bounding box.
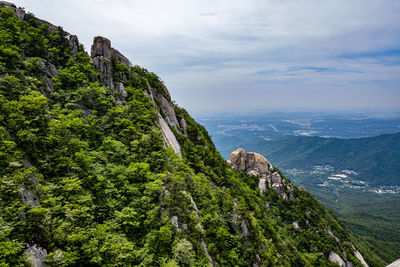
[242,132,400,186]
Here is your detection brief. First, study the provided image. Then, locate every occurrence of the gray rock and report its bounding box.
[43,60,57,77]
[68,35,79,54]
[91,36,112,59]
[227,148,289,197]
[37,19,58,33]
[387,259,400,267]
[201,241,214,266]
[329,251,346,267]
[241,220,250,238]
[20,186,40,207]
[349,243,369,267]
[117,82,128,98]
[25,244,48,267]
[171,216,179,230]
[90,36,130,88]
[158,113,181,157]
[179,117,188,136]
[0,1,25,19]
[292,221,300,229]
[325,228,339,243]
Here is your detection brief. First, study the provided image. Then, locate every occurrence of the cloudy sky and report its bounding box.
[12,0,400,112]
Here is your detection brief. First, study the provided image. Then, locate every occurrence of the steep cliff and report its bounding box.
[0,3,371,266]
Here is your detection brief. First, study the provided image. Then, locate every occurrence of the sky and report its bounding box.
[11,0,400,113]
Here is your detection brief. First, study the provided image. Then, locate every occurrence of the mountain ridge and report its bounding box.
[0,3,376,266]
[245,131,400,186]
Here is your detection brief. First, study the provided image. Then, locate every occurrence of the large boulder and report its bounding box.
[227,148,291,198]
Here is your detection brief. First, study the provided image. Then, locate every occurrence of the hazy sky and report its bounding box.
[12,0,400,112]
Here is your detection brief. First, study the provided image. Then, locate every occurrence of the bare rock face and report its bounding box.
[387,259,400,267]
[68,35,79,54]
[329,251,346,267]
[90,36,130,88]
[227,148,291,198]
[25,244,48,267]
[157,113,181,157]
[20,186,40,207]
[0,1,25,19]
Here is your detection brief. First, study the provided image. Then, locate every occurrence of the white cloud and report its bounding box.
[11,0,400,112]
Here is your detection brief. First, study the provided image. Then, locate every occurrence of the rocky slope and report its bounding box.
[0,2,371,266]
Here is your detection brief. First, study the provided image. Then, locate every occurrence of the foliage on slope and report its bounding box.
[244,133,400,186]
[0,5,367,266]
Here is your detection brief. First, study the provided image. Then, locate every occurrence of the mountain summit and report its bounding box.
[0,3,371,266]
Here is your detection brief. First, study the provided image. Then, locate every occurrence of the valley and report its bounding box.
[199,112,400,263]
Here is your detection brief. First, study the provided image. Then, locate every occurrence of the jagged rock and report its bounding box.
[20,186,40,207]
[91,36,113,59]
[0,1,25,19]
[37,19,58,33]
[144,80,186,154]
[181,191,213,266]
[241,220,250,238]
[201,241,214,266]
[159,94,180,128]
[171,216,179,230]
[41,59,58,77]
[231,198,251,247]
[292,221,300,229]
[325,228,339,243]
[1,2,62,34]
[354,251,368,267]
[227,148,290,198]
[158,113,181,157]
[90,36,130,88]
[387,259,400,267]
[253,254,262,267]
[25,244,48,267]
[117,82,128,98]
[179,117,188,136]
[329,251,346,267]
[349,243,369,267]
[68,35,79,54]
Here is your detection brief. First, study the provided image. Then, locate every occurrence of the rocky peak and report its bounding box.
[91,36,112,59]
[227,148,273,175]
[0,1,25,19]
[90,36,130,88]
[228,148,293,199]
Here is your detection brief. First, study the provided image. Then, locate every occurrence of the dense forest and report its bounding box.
[243,133,400,186]
[0,3,380,266]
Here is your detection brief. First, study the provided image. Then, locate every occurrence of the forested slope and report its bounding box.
[0,2,372,266]
[245,133,400,186]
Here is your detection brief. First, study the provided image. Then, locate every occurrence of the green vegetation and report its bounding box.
[246,133,400,186]
[0,5,370,266]
[307,185,400,266]
[236,133,400,264]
